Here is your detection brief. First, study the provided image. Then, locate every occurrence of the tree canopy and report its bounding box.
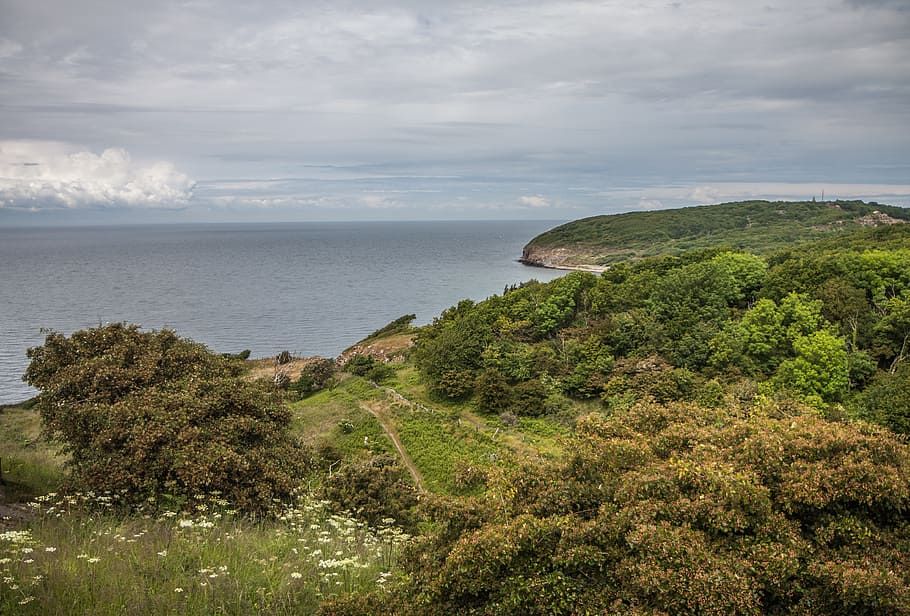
[23,323,311,514]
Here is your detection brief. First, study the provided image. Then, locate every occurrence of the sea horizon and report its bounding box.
[0,219,567,404]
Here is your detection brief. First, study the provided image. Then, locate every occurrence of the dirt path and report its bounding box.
[362,401,426,494]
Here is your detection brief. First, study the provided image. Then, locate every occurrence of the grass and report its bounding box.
[377,366,571,493]
[0,403,65,502]
[0,493,410,615]
[288,379,392,460]
[0,362,582,613]
[390,405,496,494]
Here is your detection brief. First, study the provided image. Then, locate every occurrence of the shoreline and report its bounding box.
[518,258,609,274]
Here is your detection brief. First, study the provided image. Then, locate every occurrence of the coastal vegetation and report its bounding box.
[521,199,910,268]
[3,200,910,614]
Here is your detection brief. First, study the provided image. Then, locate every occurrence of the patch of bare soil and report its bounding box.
[244,356,330,383]
[338,333,415,366]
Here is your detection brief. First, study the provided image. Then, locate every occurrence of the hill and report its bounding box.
[521,199,910,269]
[5,221,910,614]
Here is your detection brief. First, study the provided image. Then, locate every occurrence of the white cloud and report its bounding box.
[361,194,403,209]
[0,141,194,210]
[518,195,551,208]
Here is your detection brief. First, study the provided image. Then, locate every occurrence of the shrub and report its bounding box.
[474,369,512,414]
[321,455,419,530]
[363,314,416,341]
[23,324,311,514]
[294,358,337,396]
[329,401,910,614]
[344,355,395,384]
[345,354,376,377]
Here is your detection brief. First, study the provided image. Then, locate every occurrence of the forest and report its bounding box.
[3,206,910,615]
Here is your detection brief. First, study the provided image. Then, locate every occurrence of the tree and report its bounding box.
[773,329,850,405]
[853,361,910,434]
[294,357,336,396]
[23,324,310,514]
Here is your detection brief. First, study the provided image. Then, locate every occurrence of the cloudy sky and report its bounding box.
[1,0,908,224]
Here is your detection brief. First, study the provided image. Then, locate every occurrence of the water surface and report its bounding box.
[0,220,564,403]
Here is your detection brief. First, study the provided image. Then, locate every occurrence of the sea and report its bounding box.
[0,220,566,404]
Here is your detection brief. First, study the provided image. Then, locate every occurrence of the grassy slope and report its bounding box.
[525,199,910,265]
[0,403,65,502]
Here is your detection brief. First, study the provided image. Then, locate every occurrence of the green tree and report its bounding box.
[872,293,910,371]
[294,357,336,396]
[650,252,766,367]
[23,324,310,514]
[853,361,910,434]
[772,329,850,405]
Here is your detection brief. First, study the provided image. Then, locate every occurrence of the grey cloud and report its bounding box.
[0,0,907,220]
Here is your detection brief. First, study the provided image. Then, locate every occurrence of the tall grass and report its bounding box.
[0,493,409,615]
[0,404,65,501]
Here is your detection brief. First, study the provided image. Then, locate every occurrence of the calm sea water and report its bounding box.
[0,220,565,404]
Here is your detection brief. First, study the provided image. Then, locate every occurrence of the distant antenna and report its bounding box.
[822,189,825,202]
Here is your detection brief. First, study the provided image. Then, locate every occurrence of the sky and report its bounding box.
[0,0,908,224]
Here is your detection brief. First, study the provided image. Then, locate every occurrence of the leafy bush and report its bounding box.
[852,361,910,434]
[294,358,337,396]
[321,454,419,530]
[23,324,311,514]
[329,401,910,615]
[344,355,395,383]
[363,314,416,342]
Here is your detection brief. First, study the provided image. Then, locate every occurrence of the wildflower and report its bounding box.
[174,587,184,593]
[157,550,167,557]
[178,519,193,528]
[76,554,89,559]
[44,547,57,552]
[18,596,35,605]
[22,559,34,564]
[290,572,303,579]
[87,557,100,564]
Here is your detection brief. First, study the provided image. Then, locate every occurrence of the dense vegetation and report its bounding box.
[419,225,910,432]
[5,203,910,614]
[523,200,910,266]
[22,324,313,514]
[325,402,910,615]
[323,221,910,614]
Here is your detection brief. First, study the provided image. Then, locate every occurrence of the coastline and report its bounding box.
[518,257,609,274]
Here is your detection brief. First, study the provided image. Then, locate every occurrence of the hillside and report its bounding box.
[521,199,910,269]
[5,222,910,614]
